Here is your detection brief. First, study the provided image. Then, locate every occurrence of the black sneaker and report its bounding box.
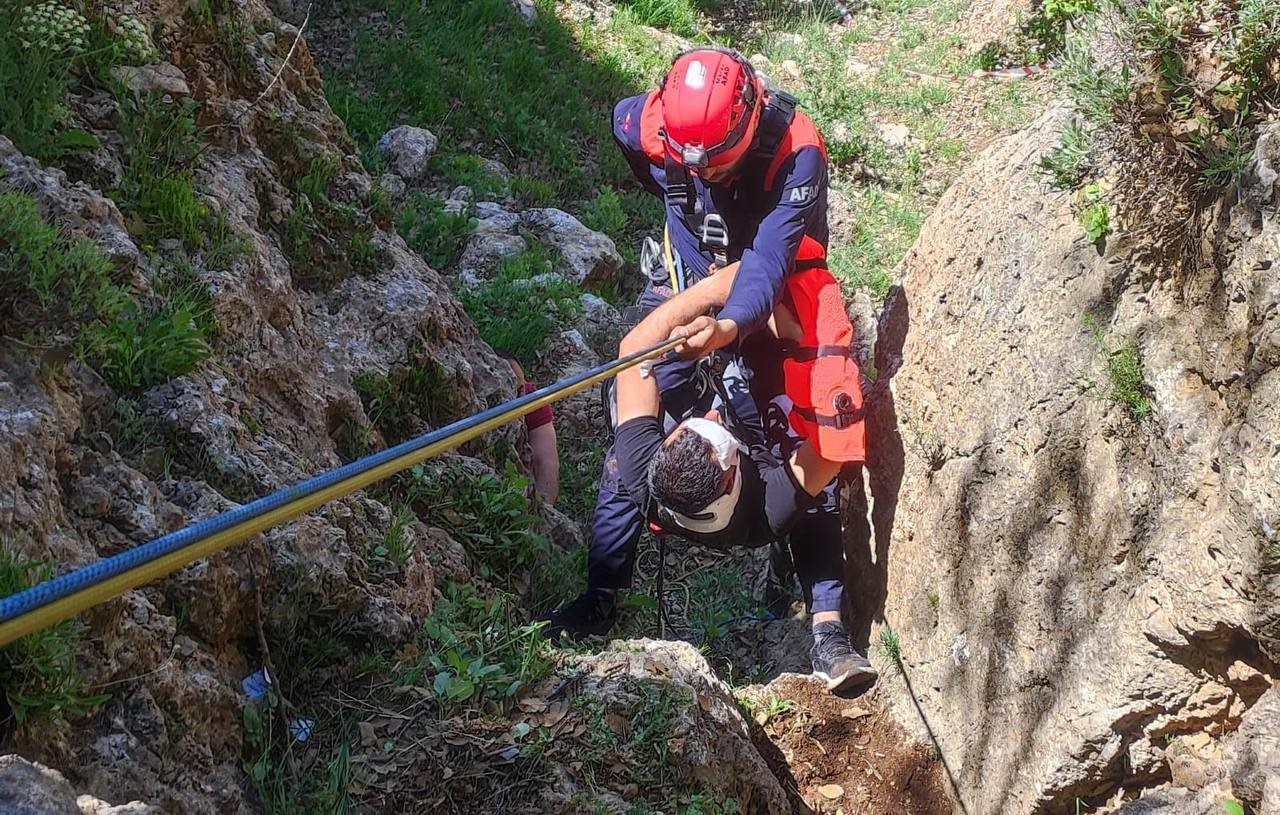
[540,589,618,641]
[810,622,878,692]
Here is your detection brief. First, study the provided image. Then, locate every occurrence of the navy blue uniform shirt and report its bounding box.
[612,91,831,336]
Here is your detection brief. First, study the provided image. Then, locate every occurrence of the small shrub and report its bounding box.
[81,303,211,392]
[1040,118,1093,190]
[735,692,795,725]
[1078,183,1111,242]
[397,193,474,270]
[0,544,109,726]
[1195,125,1253,189]
[202,216,251,271]
[873,625,902,664]
[393,463,574,605]
[0,5,107,163]
[0,191,127,332]
[462,244,582,371]
[369,506,417,576]
[116,14,160,63]
[1058,32,1133,126]
[411,583,552,714]
[280,198,380,290]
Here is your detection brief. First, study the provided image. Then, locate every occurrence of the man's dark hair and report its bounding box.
[647,427,723,515]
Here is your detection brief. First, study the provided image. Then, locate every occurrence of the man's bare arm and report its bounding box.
[614,270,737,425]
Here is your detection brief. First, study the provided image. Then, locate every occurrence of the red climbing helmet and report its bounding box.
[660,48,764,170]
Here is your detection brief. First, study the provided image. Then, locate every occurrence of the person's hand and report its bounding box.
[669,316,739,360]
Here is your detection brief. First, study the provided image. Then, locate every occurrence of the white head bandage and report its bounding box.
[662,419,746,534]
[681,418,745,470]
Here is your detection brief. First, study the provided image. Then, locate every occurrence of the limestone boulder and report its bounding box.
[376,125,438,183]
[519,207,624,287]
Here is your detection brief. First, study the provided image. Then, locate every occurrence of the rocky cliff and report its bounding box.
[2,0,1277,812]
[854,107,1279,813]
[1,0,521,809]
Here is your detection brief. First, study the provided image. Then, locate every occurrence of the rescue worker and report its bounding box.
[607,247,876,691]
[543,49,860,679]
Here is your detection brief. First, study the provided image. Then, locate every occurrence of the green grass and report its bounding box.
[1104,340,1151,421]
[1085,316,1152,422]
[279,197,381,291]
[874,625,902,664]
[114,94,213,246]
[0,543,109,726]
[397,193,475,271]
[575,680,691,788]
[0,190,212,392]
[461,244,583,373]
[616,0,701,36]
[242,687,354,815]
[579,186,664,270]
[687,562,761,642]
[829,187,922,303]
[325,0,647,201]
[435,154,511,202]
[734,691,795,725]
[352,348,468,443]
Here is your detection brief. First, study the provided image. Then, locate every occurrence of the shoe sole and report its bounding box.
[814,665,879,693]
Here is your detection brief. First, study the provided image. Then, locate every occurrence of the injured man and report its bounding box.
[610,238,878,692]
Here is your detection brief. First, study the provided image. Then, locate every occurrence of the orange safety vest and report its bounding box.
[777,237,866,463]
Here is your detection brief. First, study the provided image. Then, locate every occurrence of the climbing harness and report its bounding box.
[0,337,686,648]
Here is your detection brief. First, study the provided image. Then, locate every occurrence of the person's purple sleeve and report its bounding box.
[612,94,664,197]
[718,145,828,335]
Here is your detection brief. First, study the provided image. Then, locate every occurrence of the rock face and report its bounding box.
[855,107,1279,813]
[0,755,156,815]
[555,641,793,813]
[520,207,624,286]
[1112,686,1280,813]
[0,0,514,810]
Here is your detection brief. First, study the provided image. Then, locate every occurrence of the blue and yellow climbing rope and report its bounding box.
[0,336,685,648]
